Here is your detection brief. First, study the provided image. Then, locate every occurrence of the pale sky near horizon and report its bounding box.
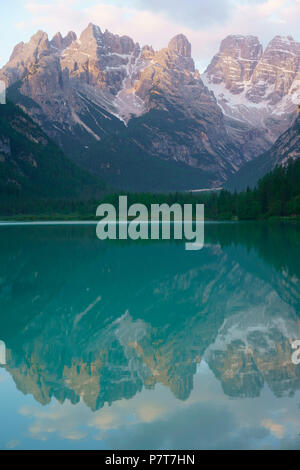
[2,0,300,72]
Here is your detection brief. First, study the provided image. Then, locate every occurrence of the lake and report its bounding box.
[0,222,299,450]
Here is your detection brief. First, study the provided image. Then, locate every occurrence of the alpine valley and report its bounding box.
[1,24,300,193]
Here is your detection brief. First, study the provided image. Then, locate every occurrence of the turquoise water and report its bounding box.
[0,222,299,450]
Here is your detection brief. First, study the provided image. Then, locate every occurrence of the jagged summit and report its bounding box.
[31,30,49,41]
[219,34,262,47]
[9,42,24,61]
[271,34,295,43]
[205,35,263,88]
[50,31,77,50]
[80,22,102,41]
[263,34,300,53]
[202,33,300,160]
[168,34,191,57]
[226,34,259,40]
[51,31,63,43]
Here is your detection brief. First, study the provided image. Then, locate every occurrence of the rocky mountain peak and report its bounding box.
[141,45,155,60]
[50,31,77,51]
[9,42,25,61]
[1,30,51,86]
[219,35,262,55]
[76,23,137,58]
[248,35,300,104]
[28,30,50,57]
[168,34,191,58]
[269,35,296,45]
[81,22,102,38]
[66,31,77,43]
[50,32,63,48]
[81,23,103,42]
[202,33,300,163]
[262,34,300,60]
[102,30,136,55]
[30,30,49,43]
[205,35,263,92]
[79,23,104,53]
[9,30,50,62]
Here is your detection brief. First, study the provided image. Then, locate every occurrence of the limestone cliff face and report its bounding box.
[203,35,300,161]
[248,36,300,105]
[2,31,51,85]
[205,35,263,94]
[0,25,244,191]
[59,24,140,94]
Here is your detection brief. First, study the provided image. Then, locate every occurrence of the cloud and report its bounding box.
[131,0,234,30]
[5,440,20,449]
[19,401,90,441]
[262,419,285,439]
[24,0,88,35]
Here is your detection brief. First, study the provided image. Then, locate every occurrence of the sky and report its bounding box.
[2,0,300,71]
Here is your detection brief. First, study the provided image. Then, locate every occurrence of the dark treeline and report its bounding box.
[0,158,299,220]
[0,198,101,219]
[101,158,300,220]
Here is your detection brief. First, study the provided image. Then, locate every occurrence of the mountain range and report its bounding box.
[1,24,300,193]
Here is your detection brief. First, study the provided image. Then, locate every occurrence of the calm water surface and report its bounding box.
[0,222,299,450]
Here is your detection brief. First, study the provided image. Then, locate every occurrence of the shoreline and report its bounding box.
[0,215,299,224]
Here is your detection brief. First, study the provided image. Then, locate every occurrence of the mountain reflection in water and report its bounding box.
[0,222,299,450]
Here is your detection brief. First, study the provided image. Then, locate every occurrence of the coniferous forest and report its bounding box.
[1,158,299,221]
